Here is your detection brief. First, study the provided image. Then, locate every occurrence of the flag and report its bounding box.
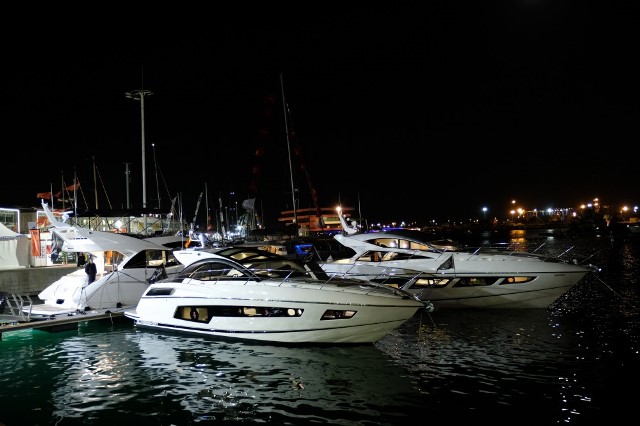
[36,192,52,199]
[66,182,80,191]
[242,198,256,211]
[30,229,41,256]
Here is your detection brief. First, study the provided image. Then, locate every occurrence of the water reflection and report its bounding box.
[0,323,421,425]
[124,330,421,424]
[376,308,585,423]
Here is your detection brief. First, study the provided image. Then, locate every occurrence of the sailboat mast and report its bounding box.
[280,72,298,229]
[124,163,131,209]
[152,143,161,209]
[205,182,211,232]
[60,171,65,211]
[219,194,226,239]
[193,192,203,229]
[93,156,98,210]
[73,168,78,219]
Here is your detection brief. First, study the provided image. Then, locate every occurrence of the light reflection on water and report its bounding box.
[0,233,638,425]
[1,323,422,425]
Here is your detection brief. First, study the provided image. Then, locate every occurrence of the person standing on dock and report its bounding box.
[85,256,97,284]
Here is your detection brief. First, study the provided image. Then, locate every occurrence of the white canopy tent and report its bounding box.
[0,222,29,269]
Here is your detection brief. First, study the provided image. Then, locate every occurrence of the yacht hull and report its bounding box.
[412,270,587,308]
[126,279,425,344]
[321,222,595,309]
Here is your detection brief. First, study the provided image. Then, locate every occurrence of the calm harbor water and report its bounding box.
[1,230,638,425]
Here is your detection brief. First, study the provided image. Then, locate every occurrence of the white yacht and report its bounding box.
[125,246,432,344]
[319,209,599,309]
[25,202,185,319]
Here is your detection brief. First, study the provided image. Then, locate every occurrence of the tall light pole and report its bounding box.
[482,207,487,220]
[125,89,153,208]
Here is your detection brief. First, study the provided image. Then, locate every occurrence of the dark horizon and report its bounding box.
[2,4,637,226]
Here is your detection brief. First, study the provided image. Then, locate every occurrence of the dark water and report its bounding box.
[1,232,638,425]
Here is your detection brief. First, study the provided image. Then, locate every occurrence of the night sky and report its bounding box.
[2,4,637,227]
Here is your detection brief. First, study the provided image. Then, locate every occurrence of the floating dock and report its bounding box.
[0,310,127,340]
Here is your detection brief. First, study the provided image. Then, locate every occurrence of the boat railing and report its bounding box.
[0,292,33,324]
[458,242,597,264]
